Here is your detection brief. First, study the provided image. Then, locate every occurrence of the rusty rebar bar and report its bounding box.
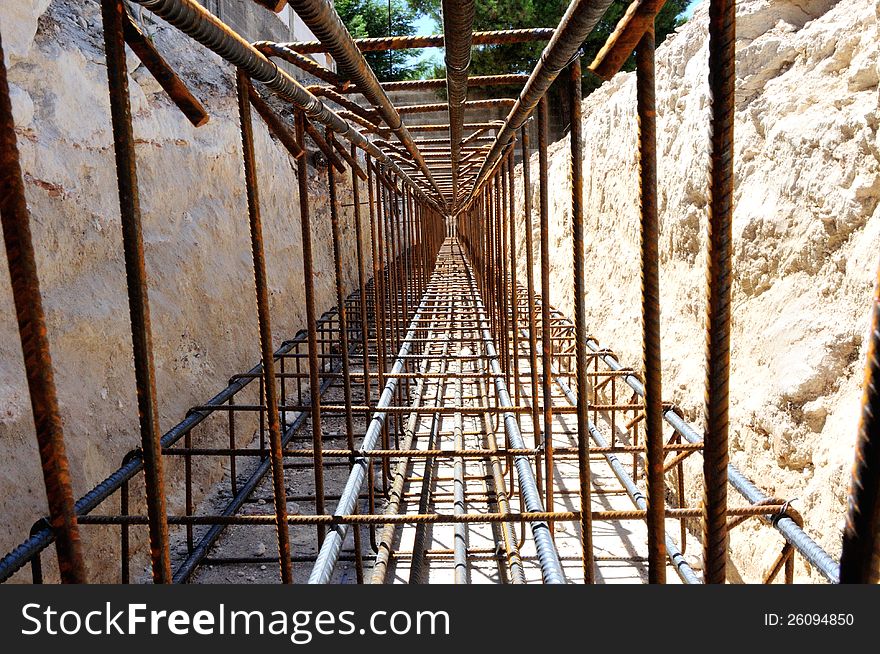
[507,149,521,418]
[442,0,475,206]
[840,257,880,583]
[256,40,346,87]
[278,28,557,54]
[701,0,735,585]
[408,123,502,133]
[520,124,544,493]
[303,118,346,171]
[397,99,516,115]
[589,0,668,81]
[236,70,294,583]
[468,0,615,202]
[246,83,305,159]
[0,32,86,585]
[637,26,666,584]
[568,59,595,583]
[101,0,172,583]
[336,74,529,93]
[122,11,209,127]
[538,98,555,526]
[295,111,326,543]
[352,144,371,412]
[310,85,381,127]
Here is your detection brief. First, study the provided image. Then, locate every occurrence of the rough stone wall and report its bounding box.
[0,0,369,581]
[512,0,880,581]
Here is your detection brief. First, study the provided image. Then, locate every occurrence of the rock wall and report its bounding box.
[512,0,880,581]
[0,0,370,581]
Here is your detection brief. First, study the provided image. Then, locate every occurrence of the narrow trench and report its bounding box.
[184,237,698,584]
[0,0,871,586]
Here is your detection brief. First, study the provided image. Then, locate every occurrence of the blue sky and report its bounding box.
[408,0,703,70]
[681,0,702,19]
[411,14,440,68]
[413,14,435,36]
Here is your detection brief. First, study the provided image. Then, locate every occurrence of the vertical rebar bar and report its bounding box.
[295,112,326,544]
[235,70,293,583]
[637,27,666,584]
[326,131,356,462]
[568,58,594,583]
[840,258,880,583]
[326,130,364,582]
[0,32,86,585]
[494,180,503,353]
[499,165,510,380]
[507,151,521,421]
[352,145,372,409]
[538,98,555,525]
[702,0,735,584]
[371,162,392,489]
[520,125,544,494]
[384,175,403,451]
[101,0,171,583]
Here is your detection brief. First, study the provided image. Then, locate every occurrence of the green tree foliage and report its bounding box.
[410,0,689,93]
[335,0,433,80]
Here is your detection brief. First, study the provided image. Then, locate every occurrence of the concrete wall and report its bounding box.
[201,0,336,74]
[0,0,366,582]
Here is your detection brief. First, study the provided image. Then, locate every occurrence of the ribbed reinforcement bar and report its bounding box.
[308,289,433,583]
[585,338,840,583]
[461,245,566,584]
[466,0,615,204]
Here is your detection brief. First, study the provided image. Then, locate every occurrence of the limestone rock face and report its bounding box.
[512,0,879,581]
[0,0,52,63]
[0,0,368,580]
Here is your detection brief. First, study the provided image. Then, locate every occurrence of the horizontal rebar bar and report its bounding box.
[77,505,791,526]
[584,338,841,582]
[277,28,557,54]
[307,282,433,583]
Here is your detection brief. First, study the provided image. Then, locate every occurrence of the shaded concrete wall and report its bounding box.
[0,0,367,582]
[201,0,336,76]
